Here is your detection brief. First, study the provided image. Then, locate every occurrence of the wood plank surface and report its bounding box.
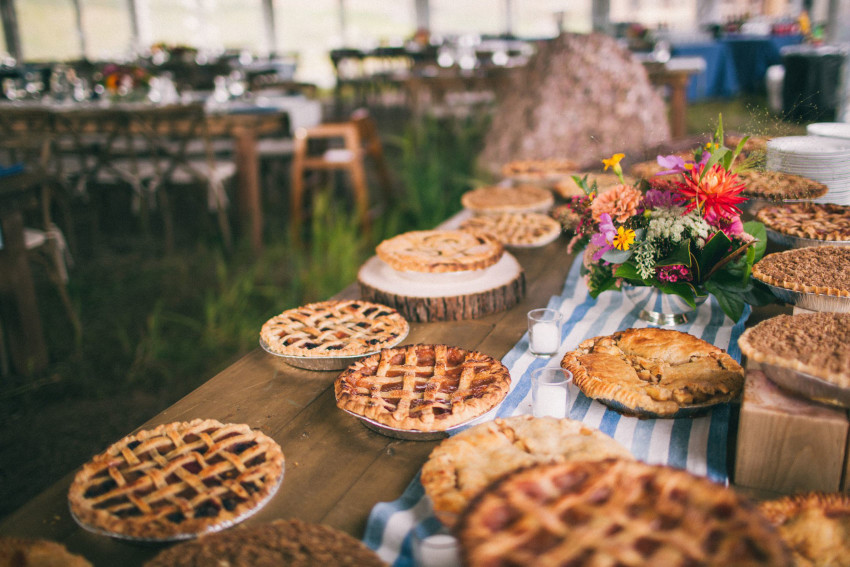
[0,236,575,566]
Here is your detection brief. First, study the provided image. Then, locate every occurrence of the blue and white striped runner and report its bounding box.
[363,256,750,566]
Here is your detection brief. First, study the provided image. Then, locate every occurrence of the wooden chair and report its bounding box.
[290,108,391,238]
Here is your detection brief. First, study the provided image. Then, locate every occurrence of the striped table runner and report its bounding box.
[363,256,750,566]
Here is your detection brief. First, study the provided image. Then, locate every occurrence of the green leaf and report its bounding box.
[705,281,746,322]
[657,241,692,267]
[695,231,733,281]
[601,248,633,264]
[657,281,699,308]
[743,220,767,261]
[614,263,642,280]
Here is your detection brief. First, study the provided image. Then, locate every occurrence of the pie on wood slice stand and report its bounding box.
[357,253,525,322]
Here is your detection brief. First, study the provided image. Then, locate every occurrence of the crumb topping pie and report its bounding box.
[457,459,793,567]
[458,212,561,247]
[757,202,850,242]
[737,169,828,202]
[421,416,632,527]
[752,246,850,297]
[68,419,285,540]
[260,300,408,357]
[758,492,850,567]
[461,185,554,214]
[335,343,511,431]
[561,328,744,417]
[738,312,850,389]
[0,537,92,567]
[376,230,504,273]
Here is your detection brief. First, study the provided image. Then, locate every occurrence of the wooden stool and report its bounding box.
[290,109,391,239]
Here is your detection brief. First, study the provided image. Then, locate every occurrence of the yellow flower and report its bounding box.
[613,226,635,250]
[602,153,625,171]
[705,142,719,152]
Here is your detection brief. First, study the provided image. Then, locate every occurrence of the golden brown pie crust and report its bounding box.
[457,459,793,566]
[561,328,744,417]
[501,158,580,178]
[375,230,504,273]
[756,202,850,241]
[68,419,285,540]
[0,537,93,567]
[461,185,554,214]
[752,246,850,297]
[335,344,510,431]
[420,416,632,527]
[737,169,828,201]
[758,492,850,567]
[458,212,561,247]
[738,312,850,389]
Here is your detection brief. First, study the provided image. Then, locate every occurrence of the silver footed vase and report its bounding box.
[622,284,707,326]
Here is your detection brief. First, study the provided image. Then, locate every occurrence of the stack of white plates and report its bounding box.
[766,135,850,205]
[807,122,850,140]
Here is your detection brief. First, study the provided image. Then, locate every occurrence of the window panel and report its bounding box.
[80,0,132,60]
[17,0,81,61]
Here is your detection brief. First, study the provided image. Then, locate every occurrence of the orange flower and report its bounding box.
[590,183,642,223]
[677,163,747,218]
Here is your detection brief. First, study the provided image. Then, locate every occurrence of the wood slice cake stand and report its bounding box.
[358,253,525,322]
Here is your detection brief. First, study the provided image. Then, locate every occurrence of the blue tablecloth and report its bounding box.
[362,256,750,566]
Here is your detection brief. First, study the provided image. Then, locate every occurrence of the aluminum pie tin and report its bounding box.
[69,470,284,543]
[761,361,850,409]
[341,408,471,441]
[593,394,736,419]
[764,228,850,249]
[762,283,850,313]
[259,327,409,371]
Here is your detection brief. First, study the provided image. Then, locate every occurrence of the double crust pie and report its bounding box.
[738,312,850,389]
[458,212,561,247]
[260,300,409,357]
[334,343,511,431]
[375,230,504,273]
[457,459,793,566]
[561,328,744,417]
[756,202,850,242]
[68,419,285,540]
[144,519,386,567]
[461,185,554,214]
[501,158,580,179]
[758,492,850,567]
[752,246,850,297]
[737,169,828,202]
[420,416,632,527]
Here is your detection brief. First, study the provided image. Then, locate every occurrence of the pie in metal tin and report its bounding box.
[375,229,504,274]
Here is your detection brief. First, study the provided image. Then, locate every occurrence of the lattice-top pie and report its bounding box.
[461,185,554,214]
[561,328,744,417]
[260,300,408,357]
[738,312,850,389]
[335,344,511,431]
[144,519,386,567]
[501,158,580,179]
[68,419,285,540]
[758,492,850,567]
[421,416,632,527]
[457,459,793,567]
[458,212,561,247]
[375,230,504,273]
[753,246,850,297]
[737,169,828,202]
[757,202,850,241]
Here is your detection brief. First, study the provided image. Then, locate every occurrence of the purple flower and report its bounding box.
[590,213,616,261]
[643,189,684,210]
[655,152,710,176]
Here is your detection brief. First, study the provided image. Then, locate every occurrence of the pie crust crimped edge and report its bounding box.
[755,202,850,241]
[334,343,511,432]
[752,246,850,297]
[458,212,562,247]
[68,419,285,540]
[375,230,505,273]
[460,185,554,214]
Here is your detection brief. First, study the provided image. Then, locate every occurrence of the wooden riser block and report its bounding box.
[734,366,850,494]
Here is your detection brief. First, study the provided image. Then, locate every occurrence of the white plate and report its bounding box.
[767,135,850,155]
[807,122,850,140]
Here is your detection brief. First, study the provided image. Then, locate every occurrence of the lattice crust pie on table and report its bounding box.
[737,169,829,202]
[561,328,744,417]
[260,300,409,357]
[500,158,580,179]
[457,459,793,567]
[375,229,504,273]
[758,492,850,567]
[752,246,850,297]
[144,519,387,567]
[334,343,511,431]
[420,415,632,527]
[738,312,850,389]
[756,202,850,241]
[458,212,562,248]
[460,185,554,214]
[0,537,93,567]
[68,419,285,540]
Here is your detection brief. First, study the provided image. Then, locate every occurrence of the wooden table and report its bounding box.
[644,58,705,139]
[0,237,575,565]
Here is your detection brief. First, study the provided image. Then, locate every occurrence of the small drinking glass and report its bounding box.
[527,308,562,357]
[531,366,571,418]
[411,532,460,567]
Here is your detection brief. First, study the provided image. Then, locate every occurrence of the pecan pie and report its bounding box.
[561,328,744,417]
[461,185,554,214]
[421,416,632,527]
[68,419,285,540]
[758,492,850,567]
[756,202,850,241]
[335,344,511,431]
[144,519,386,567]
[738,312,850,389]
[457,459,793,567]
[375,230,504,273]
[501,158,580,179]
[737,169,828,202]
[0,537,92,567]
[260,300,408,357]
[458,212,561,247]
[752,246,850,297]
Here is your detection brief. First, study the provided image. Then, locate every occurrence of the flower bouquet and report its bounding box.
[553,120,773,322]
[98,63,152,100]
